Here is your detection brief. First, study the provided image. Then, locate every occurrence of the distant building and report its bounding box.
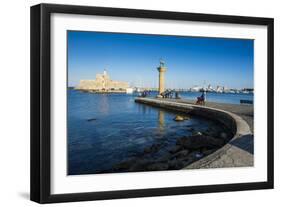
[216,86,223,93]
[190,86,202,92]
[76,70,129,92]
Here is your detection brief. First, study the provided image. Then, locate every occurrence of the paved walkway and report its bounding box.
[135,97,254,169]
[162,98,254,132]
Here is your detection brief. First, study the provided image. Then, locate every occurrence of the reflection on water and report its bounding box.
[67,90,231,175]
[98,95,109,115]
[158,110,165,133]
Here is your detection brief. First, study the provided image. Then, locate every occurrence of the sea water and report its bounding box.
[67,90,252,175]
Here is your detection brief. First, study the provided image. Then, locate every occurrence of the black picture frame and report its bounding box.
[30,3,274,204]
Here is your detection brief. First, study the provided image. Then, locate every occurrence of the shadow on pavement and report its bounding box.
[230,134,254,154]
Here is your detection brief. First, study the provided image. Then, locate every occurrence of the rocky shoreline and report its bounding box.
[134,97,253,170]
[97,120,233,173]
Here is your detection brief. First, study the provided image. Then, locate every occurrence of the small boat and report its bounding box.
[126,88,134,94]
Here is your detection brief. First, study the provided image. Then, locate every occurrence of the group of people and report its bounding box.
[140,90,150,97]
[140,89,206,105]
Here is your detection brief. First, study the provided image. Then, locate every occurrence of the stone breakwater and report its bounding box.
[100,97,253,173]
[133,97,253,170]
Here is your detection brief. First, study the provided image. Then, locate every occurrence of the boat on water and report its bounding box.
[126,88,134,94]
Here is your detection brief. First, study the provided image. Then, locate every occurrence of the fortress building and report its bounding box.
[75,70,129,92]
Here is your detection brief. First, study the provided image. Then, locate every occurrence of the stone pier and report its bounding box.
[135,97,254,169]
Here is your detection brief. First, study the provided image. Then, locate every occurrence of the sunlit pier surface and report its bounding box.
[135,97,254,169]
[141,97,254,131]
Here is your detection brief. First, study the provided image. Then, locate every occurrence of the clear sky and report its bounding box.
[68,31,254,89]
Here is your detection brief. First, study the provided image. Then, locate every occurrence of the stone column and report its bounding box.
[157,63,167,95]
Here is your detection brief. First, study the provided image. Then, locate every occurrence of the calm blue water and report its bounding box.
[67,90,252,175]
[179,92,253,104]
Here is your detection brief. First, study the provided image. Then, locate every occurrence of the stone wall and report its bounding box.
[75,71,129,91]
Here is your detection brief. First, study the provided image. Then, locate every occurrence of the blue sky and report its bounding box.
[68,31,254,89]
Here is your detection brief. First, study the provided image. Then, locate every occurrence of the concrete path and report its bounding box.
[135,97,254,169]
[161,98,254,132]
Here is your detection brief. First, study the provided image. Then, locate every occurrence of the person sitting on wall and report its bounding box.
[196,91,205,105]
[160,91,166,98]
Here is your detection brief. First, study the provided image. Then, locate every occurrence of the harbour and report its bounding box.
[66,31,255,175]
[68,89,253,175]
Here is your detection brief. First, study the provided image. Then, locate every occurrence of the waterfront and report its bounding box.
[135,97,254,169]
[138,91,253,105]
[67,31,254,175]
[67,89,240,175]
[178,91,253,104]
